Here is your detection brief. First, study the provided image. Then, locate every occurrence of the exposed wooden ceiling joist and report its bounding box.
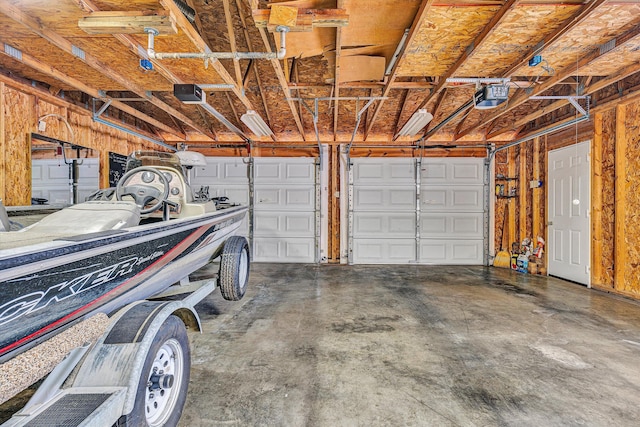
[457,20,640,140]
[408,0,521,123]
[364,0,436,141]
[0,1,212,139]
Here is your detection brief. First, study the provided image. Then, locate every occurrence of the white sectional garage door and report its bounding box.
[191,157,250,237]
[192,157,318,263]
[351,159,417,264]
[350,157,484,265]
[420,158,484,265]
[32,158,99,204]
[253,158,318,263]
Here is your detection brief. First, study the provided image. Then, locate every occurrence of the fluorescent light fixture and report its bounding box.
[386,28,409,75]
[396,109,433,137]
[241,110,274,137]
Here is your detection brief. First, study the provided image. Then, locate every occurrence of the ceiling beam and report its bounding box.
[0,43,185,139]
[222,0,243,88]
[489,62,640,139]
[234,0,273,133]
[0,1,212,138]
[457,22,640,139]
[424,88,447,134]
[364,0,436,141]
[333,0,344,141]
[258,26,306,139]
[158,0,255,111]
[252,8,349,32]
[410,0,520,118]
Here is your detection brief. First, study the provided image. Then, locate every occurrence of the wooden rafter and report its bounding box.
[234,0,273,128]
[364,0,436,141]
[489,61,640,139]
[424,88,447,134]
[0,44,185,139]
[252,8,349,32]
[457,22,640,139]
[0,1,212,138]
[158,0,254,111]
[258,26,306,139]
[333,0,344,141]
[410,0,520,120]
[394,77,414,136]
[222,0,243,88]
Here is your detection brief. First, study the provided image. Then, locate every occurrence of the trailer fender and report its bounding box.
[69,298,202,417]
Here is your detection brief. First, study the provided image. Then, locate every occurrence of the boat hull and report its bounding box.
[0,206,247,362]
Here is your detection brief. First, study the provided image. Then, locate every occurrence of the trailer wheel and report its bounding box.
[123,315,190,427]
[219,236,250,301]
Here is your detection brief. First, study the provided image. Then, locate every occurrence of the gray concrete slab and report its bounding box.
[181,264,640,427]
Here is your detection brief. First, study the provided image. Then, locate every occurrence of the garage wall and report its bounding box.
[495,98,640,300]
[0,81,164,206]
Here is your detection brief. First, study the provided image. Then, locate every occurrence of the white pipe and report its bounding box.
[146,26,289,61]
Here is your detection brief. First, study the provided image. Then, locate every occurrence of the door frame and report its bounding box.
[547,140,591,287]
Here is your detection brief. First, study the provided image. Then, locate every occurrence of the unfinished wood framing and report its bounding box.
[591,113,604,286]
[614,105,626,292]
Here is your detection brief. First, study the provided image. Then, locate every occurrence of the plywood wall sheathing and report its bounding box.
[623,101,640,296]
[591,112,604,287]
[614,104,626,293]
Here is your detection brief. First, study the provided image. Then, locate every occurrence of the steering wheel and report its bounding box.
[116,167,170,214]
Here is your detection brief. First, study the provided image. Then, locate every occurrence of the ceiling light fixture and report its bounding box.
[241,110,274,137]
[396,109,433,138]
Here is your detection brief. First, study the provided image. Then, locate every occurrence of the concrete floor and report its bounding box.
[180,263,640,427]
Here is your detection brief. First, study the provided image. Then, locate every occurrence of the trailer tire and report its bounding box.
[219,236,250,301]
[123,315,190,427]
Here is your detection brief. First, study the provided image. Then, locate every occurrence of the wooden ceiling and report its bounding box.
[0,0,639,148]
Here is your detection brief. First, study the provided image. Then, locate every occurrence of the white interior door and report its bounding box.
[548,141,590,286]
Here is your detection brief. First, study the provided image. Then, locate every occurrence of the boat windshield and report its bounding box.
[125,151,184,175]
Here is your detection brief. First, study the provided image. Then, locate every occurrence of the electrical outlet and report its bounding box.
[529,180,541,188]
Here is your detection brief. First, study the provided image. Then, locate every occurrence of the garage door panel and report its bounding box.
[253,238,315,263]
[33,159,99,205]
[420,240,483,264]
[352,239,415,264]
[421,186,483,211]
[193,158,248,184]
[254,159,315,184]
[353,159,415,185]
[421,158,484,185]
[254,212,314,237]
[254,187,315,211]
[354,187,415,211]
[353,212,415,238]
[420,213,483,238]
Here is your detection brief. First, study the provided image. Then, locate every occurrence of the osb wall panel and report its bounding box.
[3,86,32,205]
[600,109,615,286]
[623,100,640,296]
[525,141,533,239]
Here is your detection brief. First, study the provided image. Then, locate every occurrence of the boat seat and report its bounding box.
[27,201,141,235]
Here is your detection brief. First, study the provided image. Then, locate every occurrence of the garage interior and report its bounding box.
[1,0,640,425]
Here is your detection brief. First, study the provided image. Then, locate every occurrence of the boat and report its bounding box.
[0,150,248,363]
